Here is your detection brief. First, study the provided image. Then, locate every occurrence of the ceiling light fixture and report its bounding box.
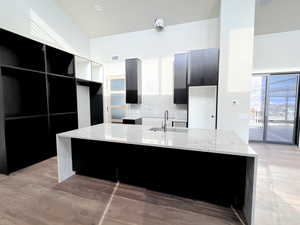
[154,18,165,31]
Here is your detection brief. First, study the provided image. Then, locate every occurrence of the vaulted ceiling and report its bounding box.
[55,0,219,38]
[55,0,300,38]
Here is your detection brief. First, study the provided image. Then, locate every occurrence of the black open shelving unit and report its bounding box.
[0,28,84,174]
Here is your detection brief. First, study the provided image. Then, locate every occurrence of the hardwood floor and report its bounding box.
[0,143,299,225]
[0,158,115,225]
[0,158,242,225]
[251,143,300,225]
[102,184,241,225]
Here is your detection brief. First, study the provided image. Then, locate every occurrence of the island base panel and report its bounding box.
[71,139,118,182]
[70,139,249,210]
[57,136,75,183]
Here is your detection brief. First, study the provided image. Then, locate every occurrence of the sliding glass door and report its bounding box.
[265,74,298,143]
[249,74,299,144]
[249,75,266,141]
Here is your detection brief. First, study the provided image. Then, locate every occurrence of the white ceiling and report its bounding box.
[55,0,300,38]
[55,0,219,38]
[255,0,300,35]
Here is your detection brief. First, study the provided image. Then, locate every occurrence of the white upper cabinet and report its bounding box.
[91,62,104,83]
[75,56,92,81]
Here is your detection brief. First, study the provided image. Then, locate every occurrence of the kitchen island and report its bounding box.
[57,123,257,225]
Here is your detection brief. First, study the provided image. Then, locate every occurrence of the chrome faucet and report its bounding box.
[162,110,169,132]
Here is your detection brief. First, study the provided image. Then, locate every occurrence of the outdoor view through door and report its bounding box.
[250,74,299,144]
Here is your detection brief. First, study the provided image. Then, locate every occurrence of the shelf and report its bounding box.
[47,72,75,79]
[50,112,77,116]
[5,114,48,121]
[0,65,46,75]
[49,113,78,154]
[5,116,49,173]
[1,67,48,117]
[0,28,82,174]
[0,29,45,72]
[49,113,78,136]
[48,75,77,113]
[50,113,78,126]
[76,78,102,86]
[75,56,91,81]
[91,62,104,83]
[46,45,75,77]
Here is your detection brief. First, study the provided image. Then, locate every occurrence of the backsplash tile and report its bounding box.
[126,95,187,120]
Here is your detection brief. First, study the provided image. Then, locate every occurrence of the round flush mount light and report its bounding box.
[154,18,165,31]
[94,0,104,12]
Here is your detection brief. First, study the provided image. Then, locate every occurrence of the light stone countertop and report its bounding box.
[58,123,257,158]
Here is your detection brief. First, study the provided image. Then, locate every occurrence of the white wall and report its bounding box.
[0,0,90,58]
[218,0,256,144]
[91,19,219,123]
[253,30,300,73]
[90,19,219,62]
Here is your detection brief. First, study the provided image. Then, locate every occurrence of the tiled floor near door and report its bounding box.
[0,143,299,225]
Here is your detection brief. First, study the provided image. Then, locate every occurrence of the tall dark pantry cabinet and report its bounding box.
[0,29,81,174]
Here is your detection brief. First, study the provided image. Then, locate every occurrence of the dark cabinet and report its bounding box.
[48,75,77,114]
[188,48,219,86]
[1,67,47,118]
[126,58,142,104]
[72,139,118,182]
[90,83,104,125]
[5,117,49,172]
[46,46,75,77]
[0,29,45,72]
[174,53,188,104]
[0,28,79,174]
[123,117,142,125]
[118,144,149,188]
[50,114,78,156]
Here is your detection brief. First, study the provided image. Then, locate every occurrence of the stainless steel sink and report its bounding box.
[149,127,164,132]
[149,127,188,133]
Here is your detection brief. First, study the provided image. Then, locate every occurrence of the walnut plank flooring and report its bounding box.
[1,143,299,225]
[0,158,115,225]
[102,184,241,225]
[0,157,241,225]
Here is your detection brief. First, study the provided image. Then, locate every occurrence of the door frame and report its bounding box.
[251,72,300,145]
